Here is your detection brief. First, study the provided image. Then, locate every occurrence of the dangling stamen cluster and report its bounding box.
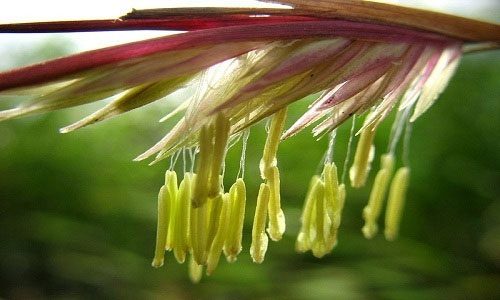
[152,113,247,281]
[296,162,346,258]
[251,107,287,263]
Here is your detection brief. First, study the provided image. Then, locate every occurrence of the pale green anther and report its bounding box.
[206,194,223,252]
[165,170,178,250]
[295,175,321,253]
[323,162,339,221]
[362,153,395,239]
[326,183,347,250]
[385,167,410,241]
[188,253,203,283]
[193,124,214,207]
[349,124,377,188]
[208,114,231,198]
[190,201,209,265]
[152,185,169,268]
[207,193,231,275]
[173,173,193,264]
[266,166,286,241]
[260,107,288,179]
[223,178,247,262]
[251,183,270,264]
[333,183,346,229]
[311,180,330,258]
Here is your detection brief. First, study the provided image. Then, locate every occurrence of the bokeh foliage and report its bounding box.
[0,38,499,299]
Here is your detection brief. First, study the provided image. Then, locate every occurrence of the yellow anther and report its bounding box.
[296,175,321,253]
[206,194,223,251]
[223,178,247,262]
[260,107,288,179]
[193,124,214,207]
[208,113,231,198]
[172,172,193,263]
[326,183,347,250]
[206,193,231,275]
[152,185,170,268]
[385,167,410,241]
[323,162,339,223]
[362,153,395,239]
[349,124,377,188]
[188,253,203,283]
[311,180,330,258]
[165,170,178,251]
[266,166,286,241]
[335,183,346,228]
[251,183,270,264]
[190,201,209,265]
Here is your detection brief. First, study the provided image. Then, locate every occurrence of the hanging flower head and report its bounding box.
[1,0,499,282]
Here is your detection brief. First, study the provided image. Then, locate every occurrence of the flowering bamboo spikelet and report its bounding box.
[251,183,270,264]
[223,179,247,262]
[350,123,377,188]
[0,0,498,283]
[152,185,169,268]
[207,193,231,275]
[362,153,395,239]
[165,170,179,250]
[172,172,193,264]
[385,167,410,241]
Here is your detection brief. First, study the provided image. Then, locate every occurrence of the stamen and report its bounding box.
[385,167,410,241]
[190,200,209,265]
[172,172,193,263]
[165,170,178,251]
[362,153,394,239]
[152,185,169,268]
[296,175,321,253]
[260,107,287,179]
[324,163,342,250]
[251,183,270,264]
[207,193,231,275]
[327,183,347,249]
[206,194,223,252]
[311,179,329,258]
[208,113,231,197]
[323,162,339,222]
[193,124,214,207]
[266,166,286,241]
[349,123,377,188]
[224,178,247,262]
[188,253,203,284]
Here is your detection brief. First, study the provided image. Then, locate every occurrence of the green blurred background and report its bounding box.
[0,38,499,299]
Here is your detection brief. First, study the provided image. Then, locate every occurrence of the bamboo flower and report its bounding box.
[0,0,498,282]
